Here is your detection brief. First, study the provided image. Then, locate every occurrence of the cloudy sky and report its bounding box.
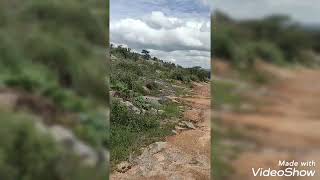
[110,0,211,69]
[214,0,320,25]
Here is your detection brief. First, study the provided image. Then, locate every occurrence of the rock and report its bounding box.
[182,121,196,129]
[173,100,179,103]
[116,161,131,173]
[143,86,150,94]
[178,122,185,126]
[109,91,116,97]
[120,101,141,114]
[131,105,141,114]
[150,108,158,115]
[111,55,117,60]
[142,96,161,107]
[172,130,178,135]
[49,126,100,166]
[158,96,171,104]
[157,109,165,115]
[149,142,167,154]
[175,125,187,131]
[189,158,199,165]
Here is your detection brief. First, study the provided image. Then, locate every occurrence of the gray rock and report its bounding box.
[50,126,99,166]
[143,86,151,94]
[172,130,178,135]
[150,108,158,115]
[142,96,161,107]
[149,142,167,154]
[157,109,165,115]
[158,96,171,104]
[182,121,196,129]
[175,125,187,131]
[116,161,131,173]
[120,101,141,114]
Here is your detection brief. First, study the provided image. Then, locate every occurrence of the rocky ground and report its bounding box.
[111,83,211,180]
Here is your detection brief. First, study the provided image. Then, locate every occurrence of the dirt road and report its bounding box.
[111,83,211,180]
[218,68,320,179]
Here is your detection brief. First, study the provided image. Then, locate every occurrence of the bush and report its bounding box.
[75,112,108,148]
[170,69,191,82]
[146,81,158,90]
[0,111,107,180]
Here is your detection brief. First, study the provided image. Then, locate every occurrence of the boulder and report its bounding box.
[120,100,141,114]
[158,96,171,104]
[142,96,161,107]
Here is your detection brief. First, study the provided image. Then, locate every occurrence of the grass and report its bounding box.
[163,102,181,118]
[211,124,233,180]
[213,80,242,109]
[109,45,208,167]
[110,100,178,167]
[212,118,252,180]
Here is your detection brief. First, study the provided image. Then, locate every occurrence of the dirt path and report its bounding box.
[218,68,320,179]
[111,83,211,180]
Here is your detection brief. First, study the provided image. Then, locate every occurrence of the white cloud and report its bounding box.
[110,12,210,52]
[145,11,183,29]
[110,11,210,68]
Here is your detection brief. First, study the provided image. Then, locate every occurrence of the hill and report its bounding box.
[109,44,210,167]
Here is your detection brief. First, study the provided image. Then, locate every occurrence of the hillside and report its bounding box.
[0,1,108,179]
[109,45,210,168]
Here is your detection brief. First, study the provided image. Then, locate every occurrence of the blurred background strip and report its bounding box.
[0,0,109,179]
[212,0,320,179]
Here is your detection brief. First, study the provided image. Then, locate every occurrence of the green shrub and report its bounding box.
[75,112,108,148]
[146,81,158,90]
[0,111,107,180]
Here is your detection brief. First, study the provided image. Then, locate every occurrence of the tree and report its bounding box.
[141,49,151,60]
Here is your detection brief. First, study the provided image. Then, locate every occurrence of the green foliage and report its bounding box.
[75,112,108,148]
[110,100,172,165]
[0,111,107,180]
[0,0,107,100]
[213,81,242,108]
[163,103,180,118]
[213,12,320,67]
[0,1,109,177]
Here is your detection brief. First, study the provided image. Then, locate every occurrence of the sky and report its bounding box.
[110,0,211,69]
[213,0,320,25]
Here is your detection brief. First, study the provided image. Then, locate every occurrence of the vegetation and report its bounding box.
[212,11,320,180]
[0,0,108,179]
[110,44,209,166]
[213,11,320,69]
[0,111,107,180]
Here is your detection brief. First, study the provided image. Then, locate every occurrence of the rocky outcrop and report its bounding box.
[36,122,108,167]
